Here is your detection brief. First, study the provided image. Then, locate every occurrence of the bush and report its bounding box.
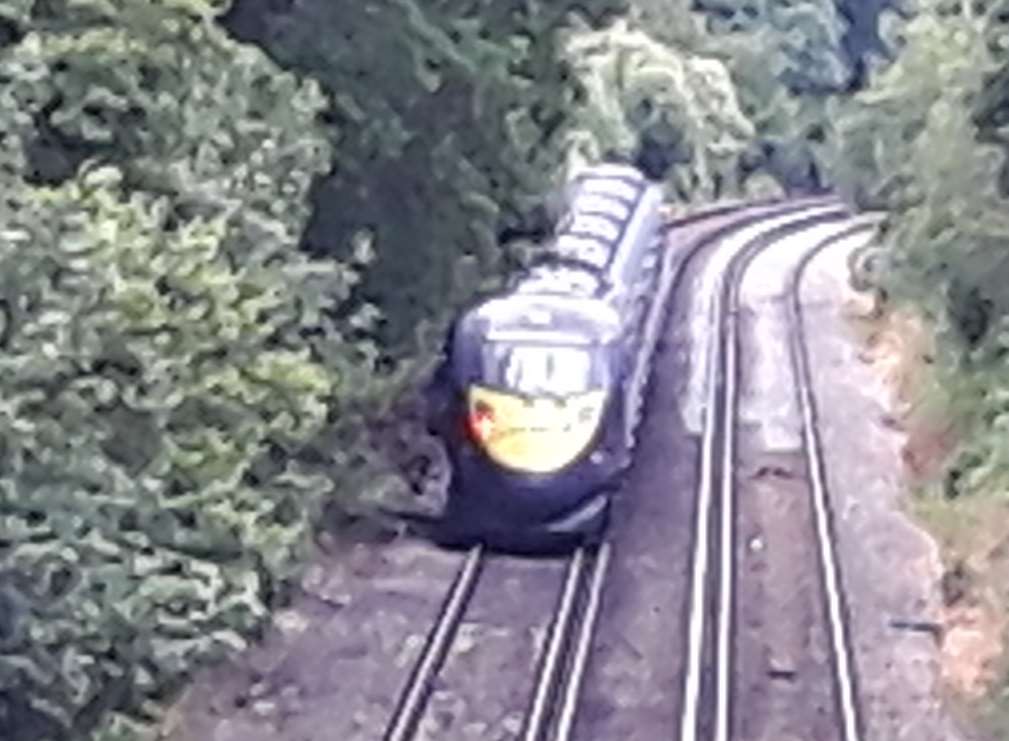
[0,1,381,737]
[825,2,1009,497]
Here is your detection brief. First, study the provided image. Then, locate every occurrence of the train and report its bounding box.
[425,161,669,551]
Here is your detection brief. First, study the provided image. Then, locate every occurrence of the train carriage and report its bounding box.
[427,161,668,551]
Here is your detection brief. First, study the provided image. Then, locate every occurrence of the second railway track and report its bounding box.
[677,206,883,741]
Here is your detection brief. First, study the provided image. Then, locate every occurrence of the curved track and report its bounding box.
[784,220,884,741]
[677,208,881,741]
[383,197,880,741]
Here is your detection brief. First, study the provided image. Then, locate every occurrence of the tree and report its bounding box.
[696,0,854,187]
[0,1,381,738]
[825,0,1009,500]
[558,17,761,201]
[691,0,854,94]
[220,0,627,355]
[973,0,1009,195]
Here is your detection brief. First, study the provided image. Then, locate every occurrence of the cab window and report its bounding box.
[480,342,608,396]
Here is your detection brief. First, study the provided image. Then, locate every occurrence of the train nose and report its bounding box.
[466,386,607,474]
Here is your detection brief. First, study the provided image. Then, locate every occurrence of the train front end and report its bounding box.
[434,296,624,552]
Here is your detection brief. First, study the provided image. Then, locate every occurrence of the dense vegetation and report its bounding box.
[0,0,1006,738]
[0,1,383,738]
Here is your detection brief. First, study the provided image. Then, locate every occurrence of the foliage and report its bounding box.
[825,0,1009,500]
[3,0,1009,737]
[217,0,849,354]
[558,17,761,200]
[973,0,1009,194]
[0,1,381,738]
[629,0,860,194]
[825,6,996,207]
[221,0,627,356]
[692,0,853,94]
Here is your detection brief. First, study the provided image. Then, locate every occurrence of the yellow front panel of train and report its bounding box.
[467,385,607,474]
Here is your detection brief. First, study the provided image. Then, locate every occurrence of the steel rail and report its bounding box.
[383,544,595,741]
[521,547,589,741]
[784,214,885,741]
[553,542,612,741]
[719,217,880,741]
[514,196,854,741]
[678,203,854,741]
[382,544,484,741]
[718,217,879,741]
[677,209,879,741]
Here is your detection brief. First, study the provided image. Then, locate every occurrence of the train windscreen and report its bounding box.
[480,342,609,397]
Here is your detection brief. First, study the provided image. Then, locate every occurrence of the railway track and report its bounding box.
[383,198,880,741]
[381,543,611,741]
[677,206,882,741]
[779,220,884,740]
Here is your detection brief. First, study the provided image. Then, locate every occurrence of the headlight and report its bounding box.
[466,385,607,474]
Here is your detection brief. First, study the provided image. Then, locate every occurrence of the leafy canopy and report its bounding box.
[0,1,379,738]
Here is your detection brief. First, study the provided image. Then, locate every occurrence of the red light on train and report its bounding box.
[469,401,495,442]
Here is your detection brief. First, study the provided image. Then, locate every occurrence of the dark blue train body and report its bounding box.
[427,162,670,551]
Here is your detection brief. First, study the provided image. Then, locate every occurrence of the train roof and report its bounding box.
[464,292,620,346]
[552,170,663,286]
[454,161,663,351]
